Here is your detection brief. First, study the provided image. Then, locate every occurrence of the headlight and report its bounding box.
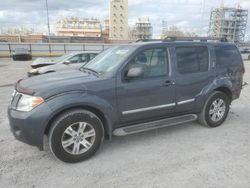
[29,69,38,74]
[16,94,44,112]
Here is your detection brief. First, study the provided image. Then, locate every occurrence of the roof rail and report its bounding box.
[163,36,228,42]
[135,39,162,43]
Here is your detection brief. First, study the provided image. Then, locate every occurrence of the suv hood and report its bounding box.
[16,69,100,99]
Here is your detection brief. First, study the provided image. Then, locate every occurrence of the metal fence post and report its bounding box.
[8,43,11,57]
[49,43,51,57]
[64,44,66,53]
[29,43,32,55]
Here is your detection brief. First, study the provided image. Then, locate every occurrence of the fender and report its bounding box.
[44,92,117,139]
[195,77,233,109]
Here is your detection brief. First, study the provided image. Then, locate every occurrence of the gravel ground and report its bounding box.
[0,58,250,188]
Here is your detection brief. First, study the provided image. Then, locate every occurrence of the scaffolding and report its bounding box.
[208,6,248,44]
[162,20,168,36]
[130,17,153,39]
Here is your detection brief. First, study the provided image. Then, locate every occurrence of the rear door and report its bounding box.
[174,44,213,113]
[116,46,176,124]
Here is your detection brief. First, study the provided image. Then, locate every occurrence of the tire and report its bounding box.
[49,109,104,163]
[198,91,230,128]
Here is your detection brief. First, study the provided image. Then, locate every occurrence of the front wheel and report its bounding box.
[198,91,230,127]
[49,109,104,163]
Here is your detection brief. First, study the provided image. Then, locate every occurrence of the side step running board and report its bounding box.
[113,114,197,136]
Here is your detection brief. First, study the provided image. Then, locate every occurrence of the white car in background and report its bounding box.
[240,48,250,60]
[28,52,98,77]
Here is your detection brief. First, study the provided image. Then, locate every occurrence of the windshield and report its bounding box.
[83,45,137,75]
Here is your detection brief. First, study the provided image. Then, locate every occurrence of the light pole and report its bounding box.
[45,0,51,43]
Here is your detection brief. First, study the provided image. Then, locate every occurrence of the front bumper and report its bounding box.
[8,103,53,150]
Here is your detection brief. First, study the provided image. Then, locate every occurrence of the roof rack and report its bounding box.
[163,36,228,42]
[135,39,162,43]
[135,37,228,43]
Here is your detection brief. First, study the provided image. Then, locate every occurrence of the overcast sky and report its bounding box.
[0,0,250,38]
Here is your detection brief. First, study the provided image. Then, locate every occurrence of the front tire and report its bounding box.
[198,91,230,127]
[49,109,104,163]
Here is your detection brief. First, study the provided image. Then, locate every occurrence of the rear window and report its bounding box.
[176,46,209,74]
[215,45,242,67]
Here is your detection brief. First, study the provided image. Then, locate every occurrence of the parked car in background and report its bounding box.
[240,48,250,60]
[12,48,32,61]
[31,52,98,68]
[8,40,244,163]
[28,52,98,76]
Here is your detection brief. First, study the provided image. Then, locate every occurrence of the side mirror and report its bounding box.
[63,60,70,65]
[126,67,143,79]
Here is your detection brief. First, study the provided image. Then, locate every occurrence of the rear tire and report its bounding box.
[198,91,230,128]
[49,109,104,163]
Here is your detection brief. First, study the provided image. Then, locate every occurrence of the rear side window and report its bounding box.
[176,46,209,74]
[215,45,242,67]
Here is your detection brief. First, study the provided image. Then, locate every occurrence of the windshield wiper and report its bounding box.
[80,67,100,75]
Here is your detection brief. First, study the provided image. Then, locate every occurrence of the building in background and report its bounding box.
[1,27,34,35]
[208,5,248,43]
[0,27,48,43]
[162,20,168,36]
[102,18,110,39]
[0,34,48,43]
[130,17,153,39]
[54,17,102,37]
[109,0,128,40]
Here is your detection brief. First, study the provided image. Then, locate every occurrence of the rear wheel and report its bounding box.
[49,109,104,163]
[198,91,230,127]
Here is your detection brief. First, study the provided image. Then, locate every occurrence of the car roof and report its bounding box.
[69,51,99,55]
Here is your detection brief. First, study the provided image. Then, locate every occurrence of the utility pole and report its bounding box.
[45,0,51,43]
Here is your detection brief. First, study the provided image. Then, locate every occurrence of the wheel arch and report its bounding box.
[44,105,112,140]
[214,87,232,101]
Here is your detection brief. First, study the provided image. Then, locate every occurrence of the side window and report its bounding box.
[80,54,89,62]
[68,55,80,63]
[176,46,209,74]
[90,53,97,60]
[128,48,169,78]
[215,45,241,67]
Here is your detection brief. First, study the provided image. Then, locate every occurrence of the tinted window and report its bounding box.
[80,54,89,62]
[176,46,209,74]
[68,55,80,63]
[128,48,169,78]
[215,45,241,67]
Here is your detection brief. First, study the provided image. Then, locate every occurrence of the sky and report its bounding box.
[0,0,250,39]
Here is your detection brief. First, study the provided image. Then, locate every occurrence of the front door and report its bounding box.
[116,46,176,124]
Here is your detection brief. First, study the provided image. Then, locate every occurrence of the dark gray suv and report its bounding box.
[8,40,245,163]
